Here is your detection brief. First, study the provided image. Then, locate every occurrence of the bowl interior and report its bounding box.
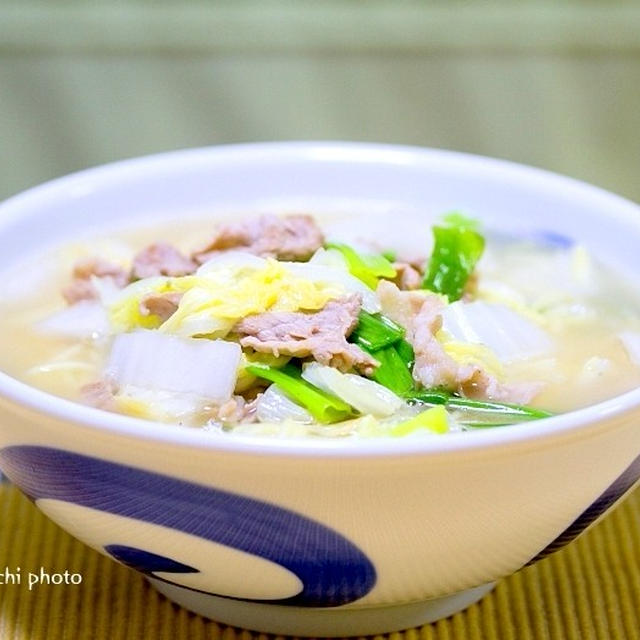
[2,142,640,273]
[1,141,640,455]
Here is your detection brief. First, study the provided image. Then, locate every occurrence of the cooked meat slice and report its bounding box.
[459,370,542,405]
[377,279,428,329]
[410,293,464,389]
[234,294,378,374]
[207,395,260,425]
[62,278,97,305]
[377,281,540,404]
[132,243,196,279]
[139,291,183,321]
[392,261,423,290]
[62,257,130,304]
[70,257,129,283]
[255,214,324,260]
[193,214,324,263]
[81,379,117,410]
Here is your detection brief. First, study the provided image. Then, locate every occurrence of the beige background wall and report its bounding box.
[1,1,639,202]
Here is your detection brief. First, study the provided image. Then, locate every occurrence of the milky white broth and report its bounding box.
[1,214,640,431]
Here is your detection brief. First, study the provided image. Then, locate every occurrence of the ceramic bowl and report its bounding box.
[0,143,639,637]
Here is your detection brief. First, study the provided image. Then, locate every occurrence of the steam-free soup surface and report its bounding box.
[1,212,640,438]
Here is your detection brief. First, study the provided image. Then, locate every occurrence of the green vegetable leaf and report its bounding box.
[351,311,405,352]
[381,250,397,262]
[445,396,552,420]
[442,211,481,230]
[326,242,396,289]
[405,389,552,425]
[390,405,449,436]
[246,362,353,423]
[394,338,415,371]
[422,212,485,302]
[368,344,415,395]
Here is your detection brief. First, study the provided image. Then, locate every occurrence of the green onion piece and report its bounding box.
[368,344,415,395]
[441,211,481,230]
[390,405,449,436]
[404,389,450,405]
[445,396,553,419]
[381,250,397,262]
[246,362,353,424]
[422,212,485,302]
[460,421,523,429]
[351,311,405,351]
[394,338,415,371]
[326,242,396,289]
[405,389,553,423]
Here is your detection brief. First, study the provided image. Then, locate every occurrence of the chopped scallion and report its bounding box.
[368,344,415,395]
[404,389,450,405]
[326,242,396,289]
[405,389,552,423]
[351,311,405,352]
[381,250,397,262]
[394,338,415,371]
[246,362,353,423]
[422,212,485,302]
[390,405,449,436]
[446,396,553,420]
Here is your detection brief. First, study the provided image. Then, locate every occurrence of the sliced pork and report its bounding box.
[234,294,378,374]
[132,243,196,279]
[392,261,423,290]
[193,214,324,263]
[377,280,429,330]
[458,370,542,405]
[409,291,463,389]
[81,379,117,410]
[377,280,540,404]
[207,395,260,425]
[62,257,130,304]
[139,291,183,321]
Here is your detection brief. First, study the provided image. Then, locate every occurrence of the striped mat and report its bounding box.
[0,479,638,640]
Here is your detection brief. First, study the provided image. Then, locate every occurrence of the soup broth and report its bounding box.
[1,213,639,438]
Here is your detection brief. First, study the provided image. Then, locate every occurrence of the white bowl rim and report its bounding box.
[1,140,640,459]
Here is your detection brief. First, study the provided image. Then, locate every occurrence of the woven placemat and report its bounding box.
[0,479,639,640]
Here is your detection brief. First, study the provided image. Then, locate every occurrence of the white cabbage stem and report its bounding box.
[301,362,403,417]
[441,300,554,364]
[37,301,110,339]
[256,384,314,424]
[106,330,241,403]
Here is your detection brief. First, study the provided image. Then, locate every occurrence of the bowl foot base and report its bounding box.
[148,578,496,637]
